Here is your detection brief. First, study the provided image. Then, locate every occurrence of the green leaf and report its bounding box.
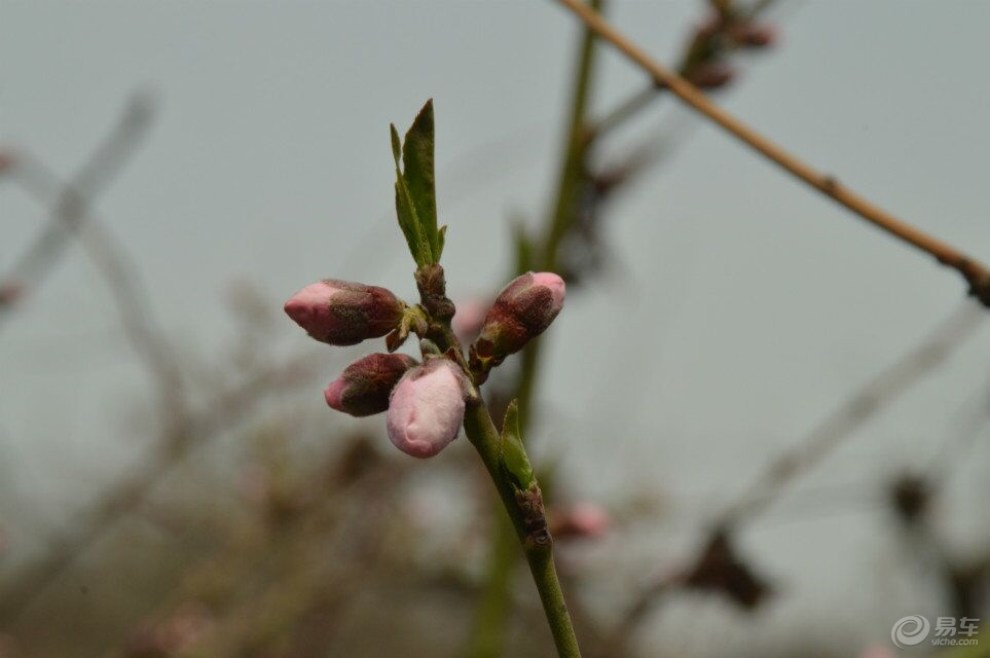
[401,99,439,262]
[389,124,402,166]
[437,224,447,260]
[394,176,432,267]
[500,400,535,489]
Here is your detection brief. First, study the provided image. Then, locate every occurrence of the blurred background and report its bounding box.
[1,1,989,656]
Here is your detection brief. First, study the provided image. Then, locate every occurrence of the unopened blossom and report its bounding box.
[728,22,776,48]
[386,358,468,458]
[451,296,491,342]
[551,502,610,540]
[284,279,404,346]
[686,61,736,89]
[325,353,418,417]
[473,272,565,362]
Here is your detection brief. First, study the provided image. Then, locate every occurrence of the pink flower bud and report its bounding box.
[284,279,404,346]
[729,22,777,49]
[451,296,491,342]
[386,359,467,458]
[551,502,610,540]
[325,353,418,417]
[0,281,23,307]
[686,61,736,89]
[473,272,565,362]
[0,151,15,175]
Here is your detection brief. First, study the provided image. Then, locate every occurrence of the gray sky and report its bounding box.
[2,1,989,649]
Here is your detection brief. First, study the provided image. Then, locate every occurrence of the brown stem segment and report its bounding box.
[552,0,990,306]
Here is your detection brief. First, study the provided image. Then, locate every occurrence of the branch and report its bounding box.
[720,300,984,526]
[0,93,155,323]
[462,401,582,658]
[552,0,990,306]
[0,354,320,625]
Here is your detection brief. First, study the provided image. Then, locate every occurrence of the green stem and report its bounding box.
[543,0,604,272]
[465,4,602,656]
[462,401,583,658]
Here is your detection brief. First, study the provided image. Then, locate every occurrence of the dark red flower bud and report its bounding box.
[473,272,565,364]
[325,353,419,417]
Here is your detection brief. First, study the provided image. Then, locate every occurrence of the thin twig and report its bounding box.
[552,0,990,305]
[9,152,189,436]
[0,353,320,625]
[604,301,983,655]
[590,0,783,141]
[465,3,603,655]
[720,300,984,526]
[0,93,155,324]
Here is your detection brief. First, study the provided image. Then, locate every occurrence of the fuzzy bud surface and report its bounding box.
[386,359,467,458]
[284,279,404,346]
[325,353,418,417]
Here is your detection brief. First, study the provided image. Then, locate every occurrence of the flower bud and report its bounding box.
[0,151,15,175]
[284,279,404,346]
[473,272,565,362]
[728,22,776,49]
[550,502,610,540]
[325,353,418,417]
[386,359,468,458]
[451,296,491,343]
[686,61,736,89]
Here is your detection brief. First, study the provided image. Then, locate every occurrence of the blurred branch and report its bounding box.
[887,470,990,620]
[470,2,793,654]
[0,353,320,626]
[10,154,190,435]
[0,93,154,322]
[605,301,983,654]
[552,0,990,305]
[111,437,407,658]
[0,94,190,438]
[925,378,990,486]
[720,300,984,527]
[465,3,603,656]
[590,0,781,141]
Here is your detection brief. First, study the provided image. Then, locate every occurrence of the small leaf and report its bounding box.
[385,327,405,353]
[402,99,439,262]
[394,177,432,267]
[437,224,447,260]
[500,400,535,489]
[390,124,402,166]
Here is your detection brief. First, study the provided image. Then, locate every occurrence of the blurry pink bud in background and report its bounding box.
[0,150,15,175]
[551,502,610,540]
[0,282,23,307]
[452,296,491,342]
[325,352,418,417]
[730,22,777,49]
[284,279,404,346]
[686,61,736,89]
[386,359,467,458]
[474,272,565,360]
